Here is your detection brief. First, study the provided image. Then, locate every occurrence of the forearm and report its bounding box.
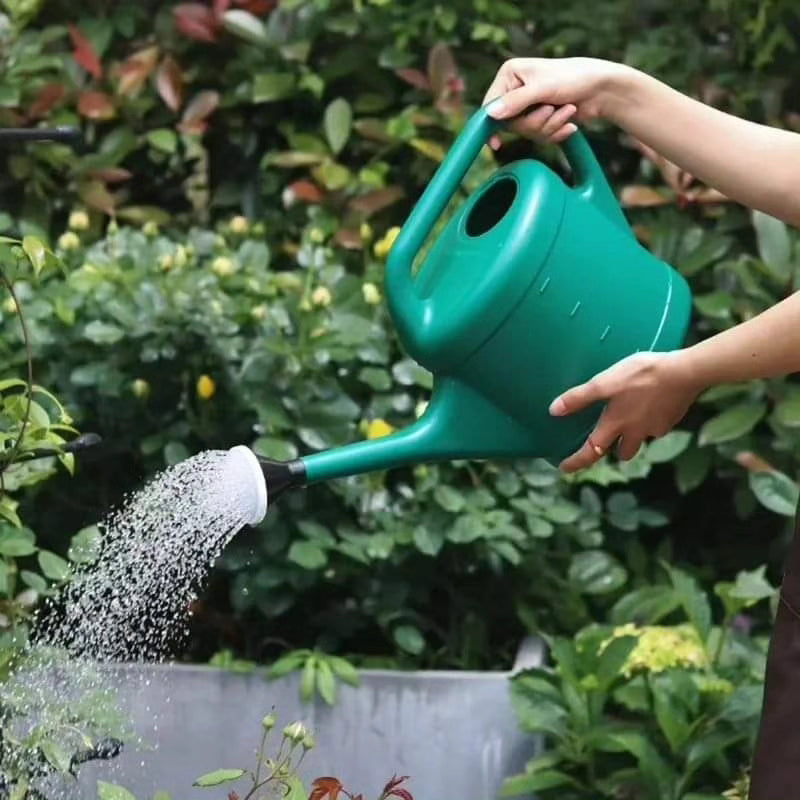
[682,291,800,389]
[603,69,800,227]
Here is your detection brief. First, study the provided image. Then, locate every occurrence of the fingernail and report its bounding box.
[486,98,506,118]
[549,397,566,416]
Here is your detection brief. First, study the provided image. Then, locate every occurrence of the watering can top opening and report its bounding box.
[385,103,637,373]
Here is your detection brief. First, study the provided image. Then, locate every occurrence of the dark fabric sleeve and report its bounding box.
[748,512,800,799]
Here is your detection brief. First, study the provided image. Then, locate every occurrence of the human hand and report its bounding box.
[482,56,634,144]
[548,350,703,473]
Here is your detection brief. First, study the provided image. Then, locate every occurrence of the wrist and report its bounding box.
[673,344,715,396]
[597,63,646,124]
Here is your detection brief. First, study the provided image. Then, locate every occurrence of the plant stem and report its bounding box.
[0,265,33,481]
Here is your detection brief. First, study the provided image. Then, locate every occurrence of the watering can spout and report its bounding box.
[252,378,570,503]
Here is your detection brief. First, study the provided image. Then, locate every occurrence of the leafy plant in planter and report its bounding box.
[99,712,414,800]
[502,563,775,799]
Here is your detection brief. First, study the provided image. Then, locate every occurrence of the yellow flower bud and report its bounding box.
[309,227,325,244]
[196,374,216,400]
[362,282,381,305]
[131,379,150,399]
[68,209,90,231]
[2,296,18,314]
[174,245,188,268]
[415,400,428,418]
[229,215,249,234]
[373,226,401,260]
[302,732,315,751]
[311,286,332,307]
[143,221,159,237]
[159,254,174,271]
[250,304,267,321]
[360,222,373,243]
[58,231,81,251]
[211,256,235,277]
[366,418,394,440]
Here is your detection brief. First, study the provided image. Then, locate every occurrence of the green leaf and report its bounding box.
[393,624,425,655]
[192,769,246,788]
[288,541,327,570]
[252,436,298,461]
[253,72,295,103]
[222,9,269,45]
[327,655,360,687]
[675,446,712,494]
[41,740,72,773]
[324,97,353,155]
[500,770,577,796]
[568,550,628,595]
[37,550,71,582]
[267,650,308,678]
[718,565,776,609]
[698,402,765,446]
[97,782,138,800]
[0,529,36,557]
[300,655,315,701]
[163,441,190,466]
[664,563,711,642]
[312,160,351,190]
[84,320,125,345]
[653,686,690,754]
[412,526,443,556]
[146,129,178,154]
[357,367,392,391]
[749,469,799,516]
[433,484,465,512]
[22,235,46,276]
[316,658,336,704]
[21,570,47,593]
[645,430,692,463]
[596,635,636,692]
[610,586,679,625]
[774,390,800,428]
[68,525,102,564]
[752,209,792,280]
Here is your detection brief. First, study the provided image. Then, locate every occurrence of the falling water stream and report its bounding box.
[0,446,268,797]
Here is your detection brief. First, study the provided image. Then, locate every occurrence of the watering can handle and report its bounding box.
[386,105,632,322]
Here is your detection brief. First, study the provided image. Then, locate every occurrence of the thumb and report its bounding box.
[486,83,554,120]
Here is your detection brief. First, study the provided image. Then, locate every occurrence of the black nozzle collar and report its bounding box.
[257,456,307,502]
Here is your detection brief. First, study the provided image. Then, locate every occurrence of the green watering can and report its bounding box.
[256,106,692,502]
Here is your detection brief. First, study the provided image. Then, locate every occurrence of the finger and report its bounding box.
[539,104,577,139]
[482,65,522,108]
[489,133,502,151]
[548,122,578,144]
[559,411,621,472]
[617,435,643,461]
[509,104,555,138]
[549,377,607,418]
[486,81,554,120]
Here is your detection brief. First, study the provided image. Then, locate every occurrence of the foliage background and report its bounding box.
[1,0,800,795]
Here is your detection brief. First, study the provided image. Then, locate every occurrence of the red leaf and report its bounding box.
[77,90,116,120]
[227,793,239,800]
[389,790,413,800]
[234,0,276,13]
[87,167,132,183]
[79,180,117,215]
[28,83,66,119]
[173,3,219,42]
[286,179,325,204]
[333,228,362,250]
[381,776,413,800]
[157,55,184,112]
[213,0,230,18]
[68,24,103,79]
[178,89,220,134]
[395,69,430,92]
[348,186,404,216]
[310,777,343,800]
[116,46,160,97]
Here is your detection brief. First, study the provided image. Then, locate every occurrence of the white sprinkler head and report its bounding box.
[225,445,268,525]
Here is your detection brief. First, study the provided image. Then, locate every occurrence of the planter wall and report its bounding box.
[75,639,544,800]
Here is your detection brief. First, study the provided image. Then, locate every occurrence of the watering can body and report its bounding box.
[261,108,692,491]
